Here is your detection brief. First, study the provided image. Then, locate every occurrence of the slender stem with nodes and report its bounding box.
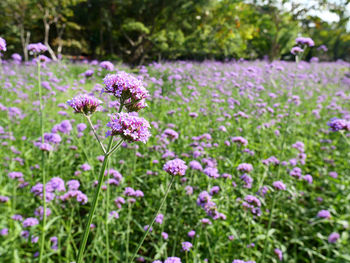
[37,58,47,263]
[130,176,176,262]
[85,115,106,154]
[260,59,298,263]
[76,136,114,263]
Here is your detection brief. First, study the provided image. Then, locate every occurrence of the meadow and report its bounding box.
[1,56,350,263]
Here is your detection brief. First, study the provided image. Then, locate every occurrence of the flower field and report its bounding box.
[1,57,350,263]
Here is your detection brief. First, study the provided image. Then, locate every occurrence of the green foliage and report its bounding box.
[0,0,349,63]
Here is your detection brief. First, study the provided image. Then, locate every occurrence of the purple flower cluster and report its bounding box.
[327,118,349,132]
[291,46,304,55]
[27,43,48,54]
[237,163,253,173]
[100,61,114,71]
[0,37,6,52]
[106,112,151,143]
[272,181,286,191]
[295,37,315,47]
[163,159,187,176]
[67,94,103,115]
[196,191,225,220]
[23,217,39,227]
[181,241,193,251]
[242,195,261,216]
[103,72,149,103]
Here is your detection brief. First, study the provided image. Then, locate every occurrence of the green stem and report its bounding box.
[76,136,113,263]
[126,201,132,262]
[105,160,110,263]
[37,59,46,263]
[260,64,297,263]
[86,115,106,154]
[130,176,176,262]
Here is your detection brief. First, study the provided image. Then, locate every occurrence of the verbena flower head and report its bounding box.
[164,257,181,263]
[327,118,349,132]
[67,94,102,115]
[181,241,193,251]
[328,232,340,243]
[317,210,331,219]
[106,112,151,143]
[0,37,6,52]
[272,181,286,191]
[274,249,283,261]
[100,61,114,71]
[291,47,304,55]
[27,43,48,54]
[163,159,188,176]
[103,72,149,102]
[23,217,39,227]
[12,53,22,62]
[295,37,314,47]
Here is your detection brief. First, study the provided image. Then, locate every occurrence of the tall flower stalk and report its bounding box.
[27,42,49,263]
[68,71,151,263]
[260,41,306,262]
[130,158,188,262]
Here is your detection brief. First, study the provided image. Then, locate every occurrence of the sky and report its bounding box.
[282,0,350,30]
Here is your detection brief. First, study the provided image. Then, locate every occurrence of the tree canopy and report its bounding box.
[0,0,349,64]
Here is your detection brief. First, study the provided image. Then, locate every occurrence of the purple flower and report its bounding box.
[0,196,9,203]
[34,206,51,219]
[244,195,261,207]
[0,37,6,52]
[50,236,58,250]
[12,53,22,61]
[103,72,149,101]
[329,171,338,178]
[295,37,314,47]
[44,133,62,144]
[164,257,181,263]
[84,69,94,77]
[231,136,248,146]
[162,232,168,240]
[67,180,80,190]
[203,167,220,179]
[328,232,340,243]
[47,177,66,192]
[209,186,220,195]
[291,47,304,55]
[188,230,196,238]
[0,228,8,236]
[274,249,283,261]
[27,43,47,54]
[155,214,164,224]
[272,181,286,191]
[237,163,253,173]
[185,186,193,195]
[302,174,313,184]
[80,163,91,171]
[182,241,193,251]
[23,217,39,227]
[189,160,202,171]
[67,94,102,115]
[77,123,87,132]
[12,214,23,221]
[162,129,179,141]
[8,171,23,179]
[163,159,188,176]
[317,210,331,219]
[109,211,119,219]
[290,167,302,179]
[100,61,114,71]
[107,112,151,143]
[328,118,348,132]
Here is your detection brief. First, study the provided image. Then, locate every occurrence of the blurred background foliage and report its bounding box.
[0,0,349,64]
